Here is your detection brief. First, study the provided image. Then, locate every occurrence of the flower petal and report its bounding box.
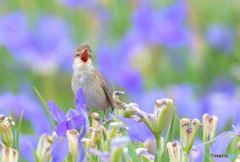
[76,88,87,112]
[211,131,235,155]
[116,116,154,142]
[66,109,80,119]
[77,119,87,162]
[48,101,67,123]
[72,115,84,130]
[52,136,69,162]
[55,120,71,137]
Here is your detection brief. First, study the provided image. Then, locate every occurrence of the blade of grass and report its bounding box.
[30,145,39,162]
[33,86,56,127]
[111,114,140,162]
[121,130,140,162]
[203,143,210,162]
[16,110,24,161]
[0,108,16,149]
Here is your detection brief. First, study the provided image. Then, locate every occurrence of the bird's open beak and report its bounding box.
[80,49,89,64]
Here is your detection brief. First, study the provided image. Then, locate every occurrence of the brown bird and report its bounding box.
[71,43,115,116]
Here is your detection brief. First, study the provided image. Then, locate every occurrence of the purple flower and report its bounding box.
[48,88,88,137]
[133,88,165,114]
[77,118,87,162]
[130,1,189,48]
[203,91,240,132]
[190,137,204,162]
[0,92,51,161]
[211,124,240,157]
[54,0,98,8]
[116,116,154,142]
[0,12,74,74]
[166,84,202,119]
[206,24,234,53]
[96,46,144,95]
[52,136,69,162]
[48,101,84,137]
[0,12,29,48]
[51,88,88,161]
[0,92,51,135]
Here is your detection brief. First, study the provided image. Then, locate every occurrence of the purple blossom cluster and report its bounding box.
[0,12,74,74]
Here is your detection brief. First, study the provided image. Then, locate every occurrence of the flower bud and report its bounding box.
[202,113,218,144]
[122,103,142,118]
[1,147,18,162]
[166,141,180,162]
[154,99,173,136]
[66,129,79,158]
[91,113,100,129]
[0,115,15,148]
[81,138,96,148]
[111,137,129,162]
[108,122,129,139]
[36,134,53,161]
[144,139,155,154]
[180,118,200,154]
[113,91,125,100]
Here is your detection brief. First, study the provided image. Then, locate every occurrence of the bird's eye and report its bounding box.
[75,53,80,57]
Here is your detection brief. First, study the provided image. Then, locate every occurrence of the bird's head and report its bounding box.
[73,43,94,71]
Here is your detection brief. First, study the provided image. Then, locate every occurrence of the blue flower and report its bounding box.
[51,88,88,161]
[54,0,98,8]
[0,92,51,161]
[0,12,29,48]
[48,102,84,137]
[0,12,74,74]
[206,24,234,53]
[211,124,240,156]
[203,91,240,132]
[77,118,87,162]
[96,46,144,95]
[48,88,88,137]
[166,84,202,119]
[116,116,154,142]
[130,1,189,48]
[52,136,69,162]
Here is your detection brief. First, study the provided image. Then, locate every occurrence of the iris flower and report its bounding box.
[51,88,88,161]
[211,123,240,156]
[48,88,88,137]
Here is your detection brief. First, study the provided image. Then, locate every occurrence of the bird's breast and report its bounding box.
[72,71,109,111]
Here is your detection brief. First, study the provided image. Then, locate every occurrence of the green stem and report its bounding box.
[181,150,189,162]
[154,136,161,162]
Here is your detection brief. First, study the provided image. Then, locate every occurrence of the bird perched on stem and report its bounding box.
[72,43,126,116]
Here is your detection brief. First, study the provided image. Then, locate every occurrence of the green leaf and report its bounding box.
[30,145,39,162]
[121,130,140,162]
[203,143,211,162]
[33,86,56,127]
[165,107,176,146]
[16,110,24,161]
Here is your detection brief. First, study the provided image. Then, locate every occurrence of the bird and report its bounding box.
[71,43,116,116]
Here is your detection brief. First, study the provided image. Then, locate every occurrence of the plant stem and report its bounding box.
[181,150,189,162]
[154,136,161,162]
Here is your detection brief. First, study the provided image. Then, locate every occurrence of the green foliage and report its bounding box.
[16,110,24,161]
[33,86,56,128]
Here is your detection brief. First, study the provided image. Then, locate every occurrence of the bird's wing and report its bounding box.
[94,70,115,111]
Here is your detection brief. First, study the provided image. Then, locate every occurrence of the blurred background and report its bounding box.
[0,0,240,160]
